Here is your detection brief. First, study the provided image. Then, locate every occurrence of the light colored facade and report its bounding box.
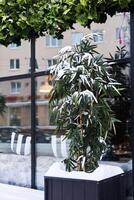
[0,13,130,128]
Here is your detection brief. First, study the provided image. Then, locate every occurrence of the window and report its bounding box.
[11,82,21,94]
[92,30,104,43]
[10,107,21,126]
[116,27,129,44]
[10,59,20,69]
[8,43,20,49]
[47,59,57,67]
[71,32,84,45]
[46,35,62,47]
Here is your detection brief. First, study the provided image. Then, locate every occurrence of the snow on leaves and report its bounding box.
[49,36,120,172]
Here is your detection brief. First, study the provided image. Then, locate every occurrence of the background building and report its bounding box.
[0,13,130,128]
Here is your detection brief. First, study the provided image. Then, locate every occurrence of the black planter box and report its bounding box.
[45,172,127,200]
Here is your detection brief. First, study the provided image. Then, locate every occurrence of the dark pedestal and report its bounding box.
[45,173,127,200]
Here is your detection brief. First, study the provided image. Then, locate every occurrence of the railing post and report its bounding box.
[31,35,36,189]
[130,10,134,198]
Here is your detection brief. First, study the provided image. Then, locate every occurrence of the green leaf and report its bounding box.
[80,0,87,6]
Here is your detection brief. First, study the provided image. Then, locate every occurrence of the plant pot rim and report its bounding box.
[45,162,124,181]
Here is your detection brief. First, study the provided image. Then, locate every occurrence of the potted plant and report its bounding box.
[45,36,125,200]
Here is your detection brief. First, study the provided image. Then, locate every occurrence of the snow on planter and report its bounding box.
[45,162,128,200]
[45,162,124,181]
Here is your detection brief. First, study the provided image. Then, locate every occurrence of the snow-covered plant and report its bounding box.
[49,37,120,172]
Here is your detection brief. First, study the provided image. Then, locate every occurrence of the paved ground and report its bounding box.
[0,177,133,200]
[0,153,61,189]
[0,183,44,200]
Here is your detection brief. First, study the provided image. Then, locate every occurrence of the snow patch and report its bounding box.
[45,162,124,181]
[59,46,72,54]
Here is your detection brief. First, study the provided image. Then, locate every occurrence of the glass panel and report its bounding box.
[10,107,21,126]
[71,32,84,45]
[0,79,31,188]
[51,37,57,47]
[47,59,57,67]
[36,76,59,189]
[16,59,20,69]
[92,30,104,43]
[45,35,50,46]
[10,82,21,94]
[36,66,132,197]
[99,33,103,41]
[8,43,20,49]
[47,59,52,67]
[10,59,14,69]
[116,26,130,45]
[58,38,62,47]
[103,62,133,198]
[45,35,62,47]
[93,34,98,42]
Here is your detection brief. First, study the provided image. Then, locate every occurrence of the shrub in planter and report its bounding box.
[49,35,120,173]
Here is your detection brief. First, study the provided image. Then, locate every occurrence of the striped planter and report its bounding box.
[45,173,127,200]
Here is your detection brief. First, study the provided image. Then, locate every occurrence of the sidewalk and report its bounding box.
[0,183,44,200]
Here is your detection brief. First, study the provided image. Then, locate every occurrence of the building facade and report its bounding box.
[0,13,130,128]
